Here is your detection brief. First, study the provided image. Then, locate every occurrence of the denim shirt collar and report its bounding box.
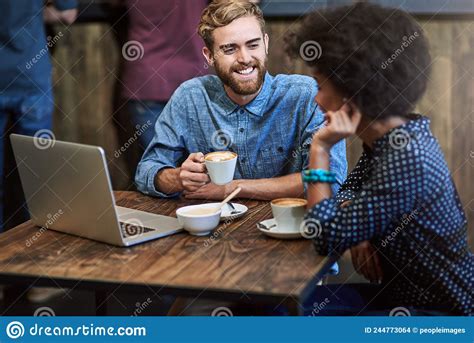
[215,72,272,117]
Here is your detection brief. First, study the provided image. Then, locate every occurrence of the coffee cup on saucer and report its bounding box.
[270,198,308,231]
[204,151,237,185]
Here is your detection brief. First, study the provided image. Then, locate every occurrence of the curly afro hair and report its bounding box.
[285,2,431,119]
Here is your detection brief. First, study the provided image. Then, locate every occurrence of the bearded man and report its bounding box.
[135,0,346,200]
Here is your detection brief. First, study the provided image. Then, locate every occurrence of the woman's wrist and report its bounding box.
[309,141,331,169]
[311,137,332,154]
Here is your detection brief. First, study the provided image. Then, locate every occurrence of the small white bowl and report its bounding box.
[176,203,222,236]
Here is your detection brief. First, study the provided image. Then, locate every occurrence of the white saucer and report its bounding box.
[257,218,302,239]
[205,203,248,222]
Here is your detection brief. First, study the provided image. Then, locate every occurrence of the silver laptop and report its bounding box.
[10,134,183,246]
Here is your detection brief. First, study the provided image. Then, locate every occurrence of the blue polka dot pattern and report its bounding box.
[307,115,473,315]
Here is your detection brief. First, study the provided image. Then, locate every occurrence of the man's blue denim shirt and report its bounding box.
[135,72,347,197]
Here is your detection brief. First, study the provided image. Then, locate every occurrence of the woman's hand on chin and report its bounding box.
[311,104,362,151]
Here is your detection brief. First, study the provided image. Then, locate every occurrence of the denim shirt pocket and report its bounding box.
[186,118,212,153]
[257,144,290,178]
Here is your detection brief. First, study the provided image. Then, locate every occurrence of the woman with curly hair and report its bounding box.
[286,2,472,315]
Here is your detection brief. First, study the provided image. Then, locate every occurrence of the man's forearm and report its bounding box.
[154,168,184,195]
[236,173,304,201]
[43,6,77,25]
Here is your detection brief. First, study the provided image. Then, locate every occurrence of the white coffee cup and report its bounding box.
[270,198,308,231]
[204,151,238,185]
[176,203,221,236]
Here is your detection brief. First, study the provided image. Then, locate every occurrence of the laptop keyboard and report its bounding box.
[119,221,156,239]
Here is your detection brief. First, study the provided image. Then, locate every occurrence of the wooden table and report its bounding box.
[0,191,335,315]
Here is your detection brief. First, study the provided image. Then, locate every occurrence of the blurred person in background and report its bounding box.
[116,0,208,185]
[0,0,77,231]
[0,0,78,302]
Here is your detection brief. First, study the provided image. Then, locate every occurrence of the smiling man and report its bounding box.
[135,0,346,200]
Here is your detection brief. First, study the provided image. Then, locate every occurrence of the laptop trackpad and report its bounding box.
[115,205,182,232]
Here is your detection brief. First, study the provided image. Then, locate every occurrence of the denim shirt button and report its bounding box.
[241,157,246,163]
[239,109,245,114]
[239,128,244,133]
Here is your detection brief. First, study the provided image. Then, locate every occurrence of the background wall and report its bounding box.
[50,16,474,248]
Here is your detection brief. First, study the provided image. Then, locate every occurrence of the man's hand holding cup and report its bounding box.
[179,152,210,192]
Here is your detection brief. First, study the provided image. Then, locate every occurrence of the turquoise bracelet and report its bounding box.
[302,169,337,184]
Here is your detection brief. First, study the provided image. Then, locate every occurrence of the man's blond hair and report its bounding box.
[198,0,265,50]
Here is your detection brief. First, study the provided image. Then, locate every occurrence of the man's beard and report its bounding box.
[214,57,267,96]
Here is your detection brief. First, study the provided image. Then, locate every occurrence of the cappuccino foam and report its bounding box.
[205,151,236,162]
[272,198,307,207]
